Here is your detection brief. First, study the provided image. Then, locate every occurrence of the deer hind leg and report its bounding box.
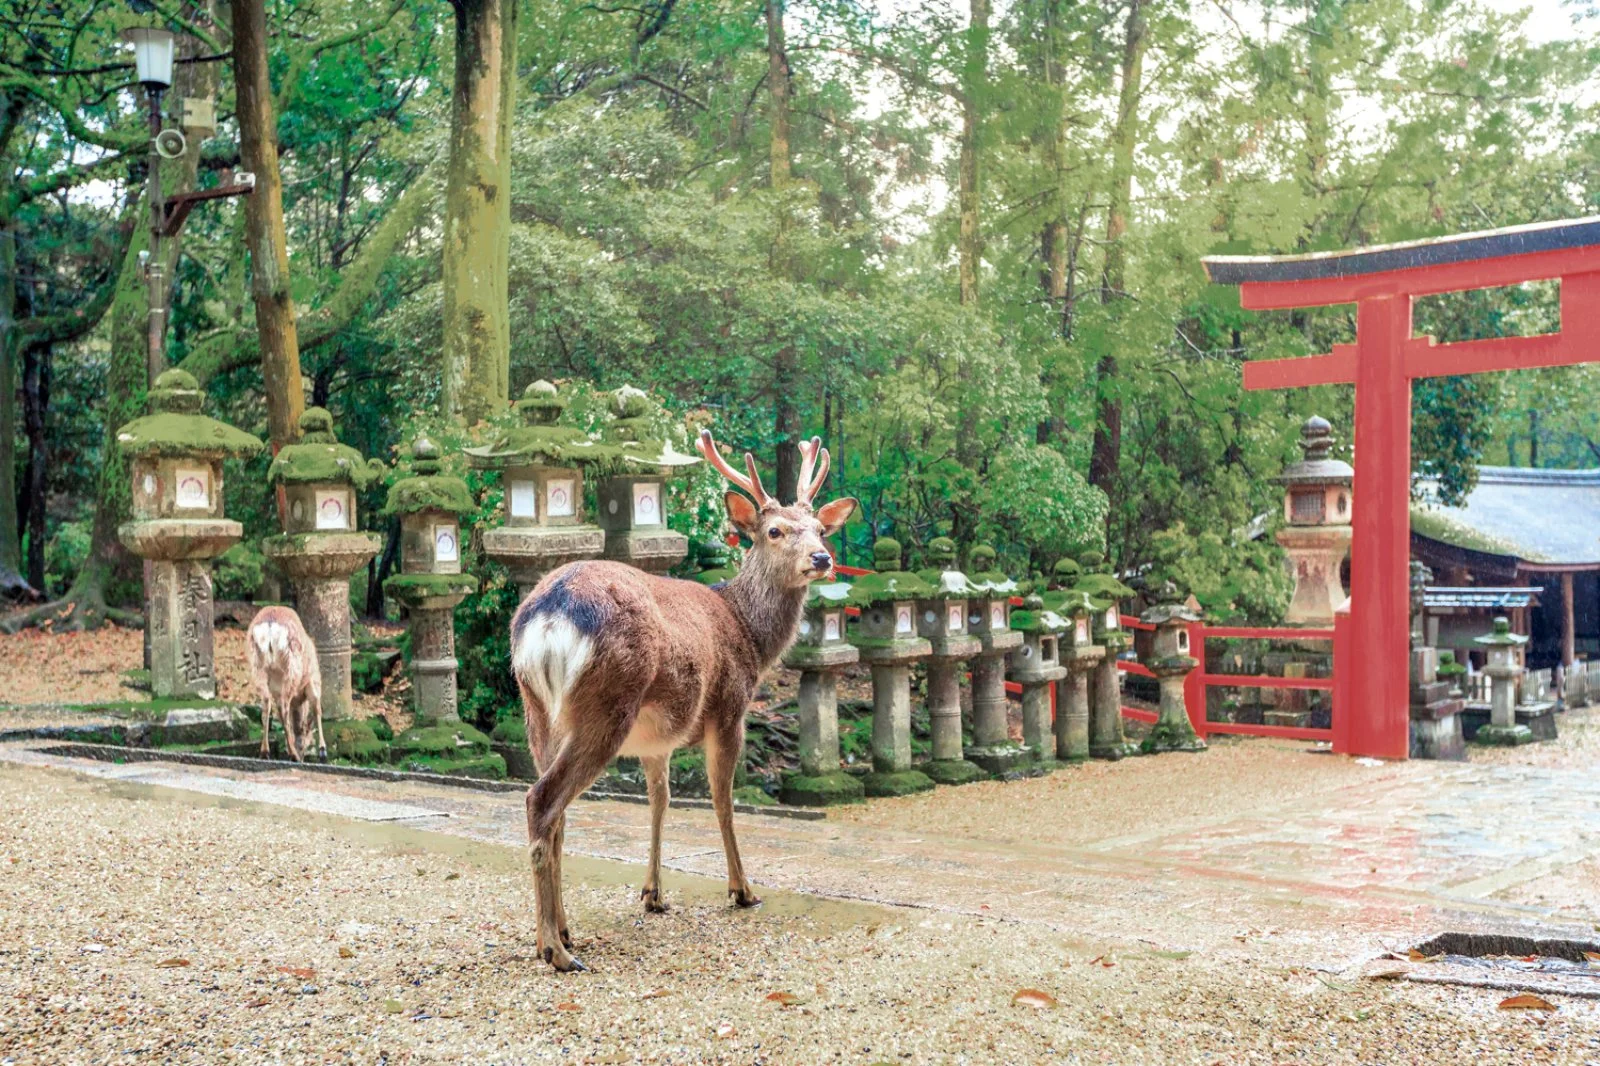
[523,705,629,972]
[259,695,273,759]
[640,754,670,913]
[313,688,327,761]
[705,721,760,908]
[284,699,304,763]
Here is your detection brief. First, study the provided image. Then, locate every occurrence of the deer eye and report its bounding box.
[767,526,782,540]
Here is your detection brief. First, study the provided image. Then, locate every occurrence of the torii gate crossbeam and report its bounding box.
[1204,217,1600,759]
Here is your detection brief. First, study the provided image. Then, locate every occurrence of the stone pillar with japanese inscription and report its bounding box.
[116,370,263,699]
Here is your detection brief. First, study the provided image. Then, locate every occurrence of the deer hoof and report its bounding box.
[641,888,669,914]
[560,927,574,950]
[729,887,763,909]
[542,944,586,972]
[317,746,328,761]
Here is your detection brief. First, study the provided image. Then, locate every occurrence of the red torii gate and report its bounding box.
[1204,217,1600,759]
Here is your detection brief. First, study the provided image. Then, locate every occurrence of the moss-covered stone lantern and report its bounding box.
[908,537,987,785]
[595,385,697,573]
[966,544,1026,769]
[845,538,935,796]
[690,540,739,586]
[1001,591,1064,770]
[779,580,864,806]
[1276,416,1353,626]
[1474,616,1535,746]
[1138,579,1206,754]
[1046,589,1103,763]
[115,368,263,699]
[263,407,386,750]
[381,438,479,725]
[465,380,607,597]
[1075,552,1140,760]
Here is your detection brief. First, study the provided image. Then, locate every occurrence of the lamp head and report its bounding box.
[123,27,176,91]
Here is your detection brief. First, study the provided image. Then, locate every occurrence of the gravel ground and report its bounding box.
[3,765,1597,1065]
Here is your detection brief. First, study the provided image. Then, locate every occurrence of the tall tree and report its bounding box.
[957,0,988,306]
[441,0,516,424]
[766,0,802,500]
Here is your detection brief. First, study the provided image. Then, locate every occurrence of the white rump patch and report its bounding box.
[513,615,595,726]
[250,620,289,662]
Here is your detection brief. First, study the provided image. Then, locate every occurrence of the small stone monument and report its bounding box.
[467,381,606,597]
[115,369,263,699]
[967,544,1026,765]
[846,538,936,796]
[263,408,386,757]
[1408,561,1466,760]
[779,579,865,806]
[595,385,698,573]
[1275,416,1353,626]
[382,439,479,725]
[1006,593,1067,769]
[1138,579,1206,754]
[1076,553,1140,760]
[1051,589,1104,762]
[1473,617,1535,746]
[913,537,987,785]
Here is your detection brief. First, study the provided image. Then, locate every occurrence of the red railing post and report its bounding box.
[1184,621,1207,741]
[1331,601,1351,754]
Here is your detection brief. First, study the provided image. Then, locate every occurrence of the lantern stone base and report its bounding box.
[1056,662,1097,762]
[1019,674,1064,761]
[385,575,476,725]
[322,717,391,763]
[1275,525,1352,628]
[391,720,506,779]
[120,518,243,700]
[1473,722,1536,746]
[791,668,849,778]
[264,531,383,722]
[860,768,935,797]
[926,657,973,766]
[1089,655,1139,760]
[1410,716,1467,761]
[964,742,1035,776]
[779,769,865,807]
[602,528,689,573]
[1142,663,1206,754]
[920,758,987,785]
[482,525,605,595]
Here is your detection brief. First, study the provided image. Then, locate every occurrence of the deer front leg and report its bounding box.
[705,725,760,908]
[640,754,670,913]
[312,691,327,761]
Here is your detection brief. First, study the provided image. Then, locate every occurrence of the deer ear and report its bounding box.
[814,497,857,537]
[725,492,761,537]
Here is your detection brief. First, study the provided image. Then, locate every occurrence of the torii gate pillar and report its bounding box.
[1206,218,1600,759]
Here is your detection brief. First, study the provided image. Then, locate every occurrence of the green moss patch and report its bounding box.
[115,412,263,459]
[732,784,777,807]
[323,718,390,763]
[965,743,1035,776]
[860,769,935,797]
[392,721,493,757]
[382,475,476,517]
[919,759,988,786]
[779,770,865,807]
[1140,721,1206,754]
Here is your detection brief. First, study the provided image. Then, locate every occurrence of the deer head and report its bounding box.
[696,430,857,588]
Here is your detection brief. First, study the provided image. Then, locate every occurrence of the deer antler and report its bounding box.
[696,429,772,509]
[795,436,830,509]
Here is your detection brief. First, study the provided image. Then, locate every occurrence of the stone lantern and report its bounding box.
[594,385,698,573]
[846,538,936,796]
[1050,590,1104,763]
[779,580,865,806]
[1275,416,1353,626]
[911,537,987,785]
[1076,553,1140,760]
[1138,579,1206,754]
[966,544,1026,768]
[1473,616,1535,746]
[115,368,263,698]
[381,438,479,725]
[1005,593,1067,770]
[467,380,606,598]
[690,540,739,586]
[263,407,386,754]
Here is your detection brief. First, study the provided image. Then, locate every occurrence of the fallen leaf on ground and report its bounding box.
[338,946,355,959]
[1407,949,1441,962]
[276,966,315,980]
[1585,951,1600,968]
[1364,966,1410,981]
[1151,950,1191,960]
[765,991,800,1006]
[639,988,671,1000]
[245,998,270,1008]
[382,1000,404,1014]
[1499,993,1557,1011]
[714,1023,736,1038]
[1315,975,1357,993]
[1012,989,1058,1008]
[156,958,190,968]
[555,1002,582,1012]
[445,872,461,881]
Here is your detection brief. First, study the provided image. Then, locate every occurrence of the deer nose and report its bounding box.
[810,551,833,571]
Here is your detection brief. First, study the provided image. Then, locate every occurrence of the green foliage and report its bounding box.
[44,520,91,597]
[214,542,266,601]
[1144,523,1292,624]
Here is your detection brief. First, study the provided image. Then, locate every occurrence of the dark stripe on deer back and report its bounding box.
[512,566,612,647]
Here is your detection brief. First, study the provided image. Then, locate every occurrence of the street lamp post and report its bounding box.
[122,26,255,387]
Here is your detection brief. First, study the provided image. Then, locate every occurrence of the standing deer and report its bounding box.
[247,606,326,762]
[510,430,856,971]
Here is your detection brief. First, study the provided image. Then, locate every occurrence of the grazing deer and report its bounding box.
[510,430,856,971]
[247,606,325,762]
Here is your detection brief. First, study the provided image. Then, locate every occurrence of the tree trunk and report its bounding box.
[21,339,48,591]
[442,0,515,426]
[0,222,22,593]
[231,0,305,449]
[957,0,989,307]
[1087,0,1147,506]
[767,0,801,500]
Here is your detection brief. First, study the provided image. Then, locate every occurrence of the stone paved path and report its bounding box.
[7,712,1599,979]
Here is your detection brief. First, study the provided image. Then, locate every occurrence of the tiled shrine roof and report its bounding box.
[1412,466,1600,567]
